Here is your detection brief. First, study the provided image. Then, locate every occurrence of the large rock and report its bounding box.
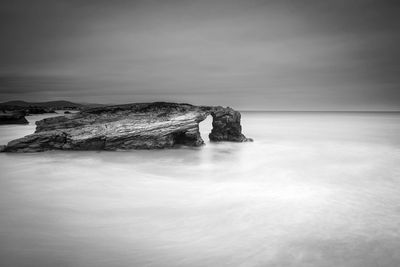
[2,102,252,152]
[0,112,29,125]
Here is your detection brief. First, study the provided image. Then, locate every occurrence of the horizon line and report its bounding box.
[1,99,399,113]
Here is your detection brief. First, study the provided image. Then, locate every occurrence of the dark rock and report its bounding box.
[0,112,29,125]
[0,103,56,115]
[0,100,84,110]
[209,107,252,142]
[25,107,53,114]
[2,102,252,152]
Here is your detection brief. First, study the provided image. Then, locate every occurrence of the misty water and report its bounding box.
[0,112,400,267]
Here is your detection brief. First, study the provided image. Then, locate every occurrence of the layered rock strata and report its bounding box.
[2,102,252,152]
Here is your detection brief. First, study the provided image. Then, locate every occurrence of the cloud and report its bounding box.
[0,0,399,110]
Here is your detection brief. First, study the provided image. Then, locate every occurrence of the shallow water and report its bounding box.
[0,112,400,267]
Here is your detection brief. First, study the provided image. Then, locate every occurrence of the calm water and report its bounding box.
[0,112,400,267]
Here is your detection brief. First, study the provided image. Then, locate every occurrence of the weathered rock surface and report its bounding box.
[2,102,252,152]
[0,112,29,125]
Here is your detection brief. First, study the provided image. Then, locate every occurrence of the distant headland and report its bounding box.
[0,100,104,113]
[0,100,105,125]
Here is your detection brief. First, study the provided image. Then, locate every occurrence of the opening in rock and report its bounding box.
[172,130,203,146]
[173,132,191,145]
[199,115,213,143]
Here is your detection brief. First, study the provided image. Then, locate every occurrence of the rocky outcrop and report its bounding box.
[0,112,29,125]
[2,102,252,152]
[25,107,56,115]
[209,108,248,142]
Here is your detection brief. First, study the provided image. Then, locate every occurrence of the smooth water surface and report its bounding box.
[0,112,400,267]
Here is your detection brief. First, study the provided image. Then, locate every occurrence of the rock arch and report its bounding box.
[1,102,252,152]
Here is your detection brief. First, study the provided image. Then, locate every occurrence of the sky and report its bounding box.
[0,0,399,110]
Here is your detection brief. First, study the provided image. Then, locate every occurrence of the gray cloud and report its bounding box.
[0,0,399,110]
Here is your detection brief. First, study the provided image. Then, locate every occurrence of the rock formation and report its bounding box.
[25,107,56,115]
[1,102,252,152]
[0,112,29,125]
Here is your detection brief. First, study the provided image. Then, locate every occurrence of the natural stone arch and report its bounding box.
[175,106,250,146]
[2,102,252,152]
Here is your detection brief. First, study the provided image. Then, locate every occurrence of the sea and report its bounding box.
[0,111,399,267]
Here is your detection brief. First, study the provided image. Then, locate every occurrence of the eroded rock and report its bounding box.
[2,102,252,152]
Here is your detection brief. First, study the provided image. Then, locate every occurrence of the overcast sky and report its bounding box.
[0,0,399,110]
